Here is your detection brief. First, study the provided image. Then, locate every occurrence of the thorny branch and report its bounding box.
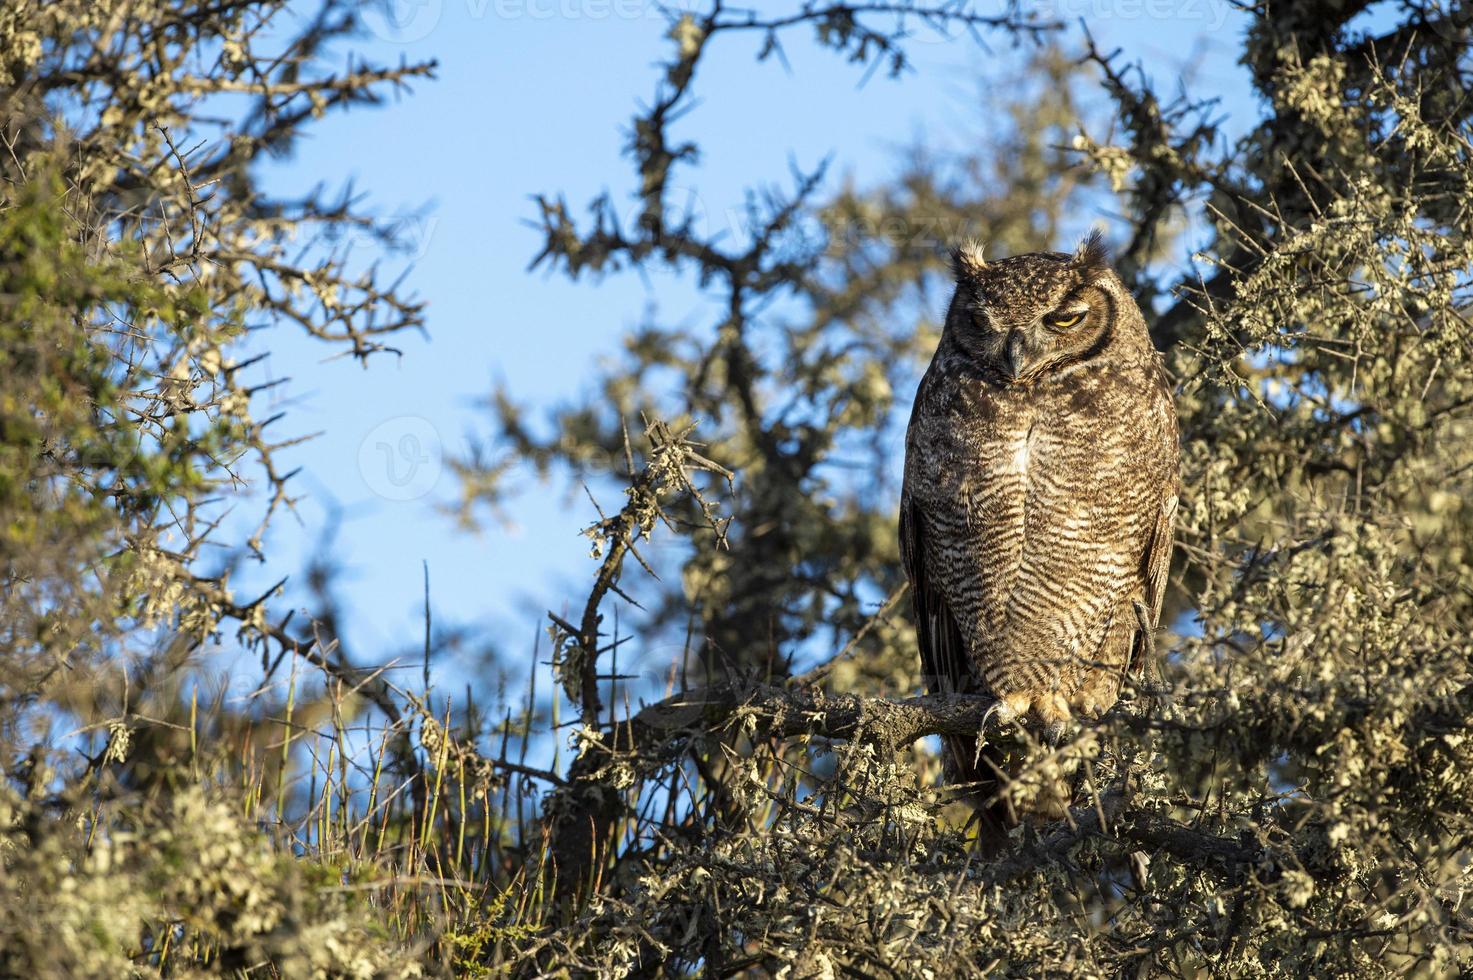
[549,418,733,729]
[544,419,732,901]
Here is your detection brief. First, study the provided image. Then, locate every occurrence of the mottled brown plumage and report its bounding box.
[900,232,1178,831]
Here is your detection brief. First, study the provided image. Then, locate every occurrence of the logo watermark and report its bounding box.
[360,0,445,42]
[358,416,443,501]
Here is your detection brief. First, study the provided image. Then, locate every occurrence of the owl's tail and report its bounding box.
[942,733,1015,846]
[902,505,1039,845]
[947,730,1078,848]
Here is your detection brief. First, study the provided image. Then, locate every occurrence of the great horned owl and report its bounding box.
[900,232,1178,831]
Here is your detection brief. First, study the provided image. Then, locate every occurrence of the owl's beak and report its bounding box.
[1003,329,1029,382]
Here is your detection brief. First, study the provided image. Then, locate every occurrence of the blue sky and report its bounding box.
[237,0,1254,697]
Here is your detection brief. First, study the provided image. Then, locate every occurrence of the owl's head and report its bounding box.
[944,231,1137,384]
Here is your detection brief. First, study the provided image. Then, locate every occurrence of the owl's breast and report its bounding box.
[906,360,1166,566]
[906,369,1041,484]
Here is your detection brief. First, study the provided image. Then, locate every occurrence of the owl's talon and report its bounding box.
[985,692,1032,730]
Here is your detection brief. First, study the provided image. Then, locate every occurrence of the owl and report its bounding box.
[900,231,1178,831]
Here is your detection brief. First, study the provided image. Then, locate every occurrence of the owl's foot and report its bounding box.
[984,691,1033,729]
[985,691,1073,743]
[1074,696,1111,720]
[1035,693,1073,745]
[1071,672,1122,721]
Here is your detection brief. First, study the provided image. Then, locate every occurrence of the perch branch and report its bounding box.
[612,682,999,758]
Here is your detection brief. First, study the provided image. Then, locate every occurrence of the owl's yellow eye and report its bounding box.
[1045,310,1086,329]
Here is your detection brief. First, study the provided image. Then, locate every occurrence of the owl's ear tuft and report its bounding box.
[1073,229,1109,273]
[950,239,988,280]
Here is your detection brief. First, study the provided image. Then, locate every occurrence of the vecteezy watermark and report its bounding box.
[358,0,663,42]
[358,416,443,501]
[358,0,1231,46]
[475,0,654,19]
[1026,0,1231,30]
[329,213,440,264]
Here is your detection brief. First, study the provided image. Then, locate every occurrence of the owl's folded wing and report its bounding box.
[1130,490,1177,678]
[899,497,972,699]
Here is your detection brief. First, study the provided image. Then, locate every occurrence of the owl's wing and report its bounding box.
[899,496,971,699]
[1130,489,1177,679]
[1131,359,1181,679]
